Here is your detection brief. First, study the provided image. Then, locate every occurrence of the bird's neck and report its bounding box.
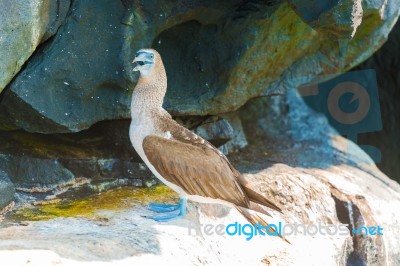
[131,64,167,116]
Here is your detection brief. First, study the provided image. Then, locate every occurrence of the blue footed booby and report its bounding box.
[129,48,283,231]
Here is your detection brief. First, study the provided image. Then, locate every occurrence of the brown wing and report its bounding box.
[163,121,283,213]
[142,135,250,208]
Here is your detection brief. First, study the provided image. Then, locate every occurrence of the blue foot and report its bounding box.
[146,199,187,222]
[148,202,180,213]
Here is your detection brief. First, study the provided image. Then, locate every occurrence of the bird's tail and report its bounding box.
[235,206,291,244]
[236,174,283,213]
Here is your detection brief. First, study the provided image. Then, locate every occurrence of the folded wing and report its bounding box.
[143,135,250,208]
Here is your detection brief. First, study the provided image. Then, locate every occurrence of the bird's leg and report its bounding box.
[146,198,187,222]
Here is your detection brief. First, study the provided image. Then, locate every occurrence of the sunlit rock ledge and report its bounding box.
[0,130,399,265]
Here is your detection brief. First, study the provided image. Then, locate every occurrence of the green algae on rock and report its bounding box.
[10,185,178,222]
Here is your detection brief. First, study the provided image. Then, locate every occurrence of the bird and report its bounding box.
[129,48,283,235]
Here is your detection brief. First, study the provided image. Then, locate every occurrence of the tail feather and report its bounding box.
[235,206,291,244]
[249,201,272,217]
[237,174,283,213]
[245,187,283,213]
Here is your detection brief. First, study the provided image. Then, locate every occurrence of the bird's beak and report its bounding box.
[132,57,140,72]
[132,54,147,71]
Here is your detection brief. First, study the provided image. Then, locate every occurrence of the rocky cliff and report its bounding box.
[0,1,400,265]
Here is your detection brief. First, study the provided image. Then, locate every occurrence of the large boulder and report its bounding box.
[0,0,399,133]
[0,0,128,132]
[0,0,70,93]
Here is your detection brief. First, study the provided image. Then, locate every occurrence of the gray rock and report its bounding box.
[288,0,363,38]
[219,113,248,154]
[0,48,399,263]
[0,154,74,191]
[0,170,15,209]
[176,114,247,154]
[0,120,155,190]
[0,0,70,93]
[0,111,399,264]
[194,117,234,148]
[0,0,399,133]
[239,95,291,142]
[0,0,128,133]
[59,159,153,182]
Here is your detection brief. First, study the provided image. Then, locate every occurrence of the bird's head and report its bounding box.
[132,48,160,77]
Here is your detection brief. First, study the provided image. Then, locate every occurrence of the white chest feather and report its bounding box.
[129,114,154,150]
[129,116,187,196]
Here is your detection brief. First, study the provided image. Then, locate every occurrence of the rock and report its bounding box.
[194,117,234,148]
[0,154,74,192]
[237,87,400,264]
[354,17,400,183]
[1,89,399,265]
[0,2,399,262]
[59,159,153,185]
[176,114,248,154]
[0,117,242,190]
[0,133,399,264]
[0,170,15,209]
[0,0,70,93]
[0,121,156,191]
[291,16,400,182]
[219,113,249,154]
[0,0,399,133]
[0,0,129,133]
[288,0,363,38]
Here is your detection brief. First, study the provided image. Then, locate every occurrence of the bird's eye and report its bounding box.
[150,54,154,59]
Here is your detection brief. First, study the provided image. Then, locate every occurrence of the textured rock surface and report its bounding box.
[0,119,235,191]
[0,1,399,263]
[0,121,152,191]
[0,171,15,209]
[0,0,399,133]
[0,0,128,132]
[0,91,399,265]
[193,117,234,148]
[0,136,399,265]
[0,0,70,93]
[288,0,363,38]
[0,154,74,191]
